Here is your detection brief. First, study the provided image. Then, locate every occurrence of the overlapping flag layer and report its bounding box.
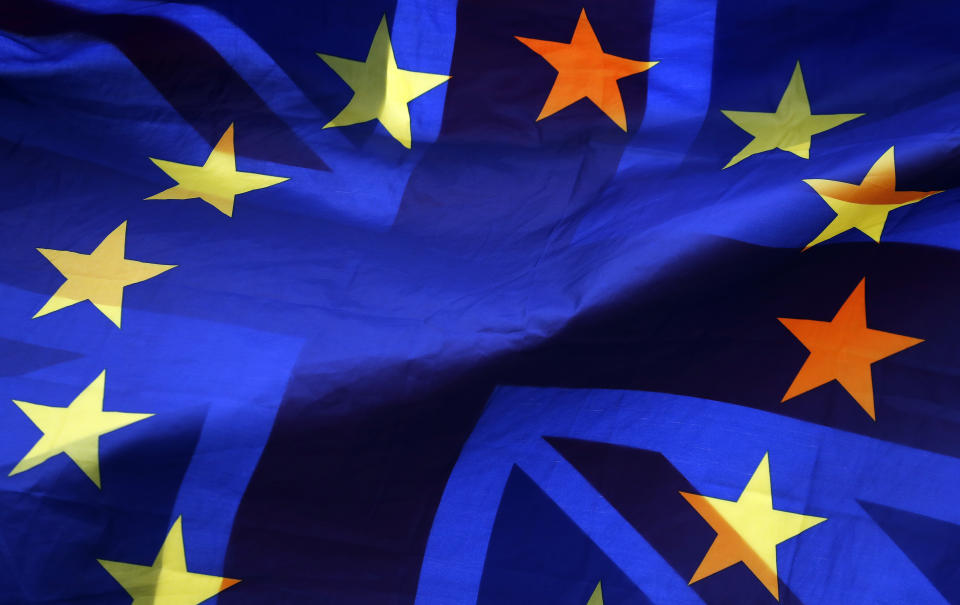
[1,0,959,603]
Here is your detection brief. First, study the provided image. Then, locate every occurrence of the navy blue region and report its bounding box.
[685,0,960,186]
[222,369,494,604]
[860,501,960,604]
[477,466,651,605]
[189,0,406,152]
[0,0,326,170]
[546,437,804,604]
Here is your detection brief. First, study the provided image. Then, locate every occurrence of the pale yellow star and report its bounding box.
[722,62,863,168]
[318,15,450,148]
[803,146,942,249]
[34,222,176,328]
[148,124,288,217]
[680,453,826,600]
[99,516,241,605]
[10,371,152,488]
[586,581,604,605]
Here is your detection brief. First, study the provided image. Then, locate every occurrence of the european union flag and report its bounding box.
[1,0,959,603]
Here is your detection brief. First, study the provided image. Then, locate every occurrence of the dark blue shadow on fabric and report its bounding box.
[859,501,960,605]
[0,337,81,376]
[501,239,960,461]
[187,0,401,152]
[686,0,960,177]
[477,465,652,605]
[0,0,327,171]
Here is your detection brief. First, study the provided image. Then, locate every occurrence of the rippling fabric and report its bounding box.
[1,0,958,603]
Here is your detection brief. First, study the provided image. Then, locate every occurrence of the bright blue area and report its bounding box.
[421,386,958,604]
[608,0,717,180]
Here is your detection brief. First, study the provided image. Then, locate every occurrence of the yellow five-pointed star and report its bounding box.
[10,371,152,488]
[680,453,826,600]
[318,15,450,148]
[34,222,176,328]
[803,146,942,249]
[148,124,288,217]
[99,516,240,605]
[722,62,863,168]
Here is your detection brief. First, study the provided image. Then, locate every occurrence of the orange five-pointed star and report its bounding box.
[778,279,922,419]
[516,9,657,130]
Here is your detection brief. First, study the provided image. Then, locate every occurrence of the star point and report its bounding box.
[318,15,450,148]
[722,62,863,168]
[9,371,152,488]
[147,123,288,216]
[802,146,942,249]
[33,221,176,328]
[585,580,604,605]
[778,279,923,419]
[680,453,826,600]
[99,516,240,604]
[517,9,657,130]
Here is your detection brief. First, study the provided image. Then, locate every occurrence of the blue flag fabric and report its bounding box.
[1,0,959,603]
